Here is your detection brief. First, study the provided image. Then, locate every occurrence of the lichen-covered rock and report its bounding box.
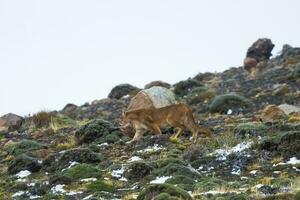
[124,161,153,181]
[8,154,41,174]
[43,148,102,172]
[209,93,251,114]
[173,79,203,96]
[260,105,287,122]
[144,81,171,89]
[108,83,140,99]
[137,183,192,200]
[75,119,120,144]
[0,113,23,131]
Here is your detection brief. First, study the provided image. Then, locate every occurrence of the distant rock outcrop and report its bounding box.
[244,38,274,76]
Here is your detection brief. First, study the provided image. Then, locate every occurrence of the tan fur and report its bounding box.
[121,103,211,143]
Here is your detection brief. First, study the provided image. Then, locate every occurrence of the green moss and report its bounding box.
[124,161,153,181]
[8,139,42,156]
[105,133,120,144]
[86,180,113,193]
[194,177,228,192]
[166,175,195,190]
[154,163,199,179]
[158,158,186,168]
[234,122,267,137]
[209,93,251,114]
[173,79,203,96]
[292,63,300,79]
[137,183,192,200]
[186,86,215,104]
[8,154,41,174]
[294,191,300,200]
[154,193,178,200]
[75,119,120,144]
[61,164,101,181]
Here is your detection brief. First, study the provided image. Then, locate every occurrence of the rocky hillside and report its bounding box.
[0,39,300,200]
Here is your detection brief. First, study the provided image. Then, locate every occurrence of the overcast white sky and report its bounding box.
[1,0,300,116]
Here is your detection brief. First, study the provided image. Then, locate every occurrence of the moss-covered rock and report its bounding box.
[7,139,43,156]
[153,193,178,200]
[124,161,153,181]
[8,154,41,174]
[292,63,300,79]
[194,176,228,192]
[43,148,103,172]
[234,122,267,137]
[185,86,215,104]
[60,164,101,181]
[86,180,113,193]
[209,93,251,114]
[154,163,200,179]
[137,183,192,200]
[165,175,195,190]
[173,79,203,96]
[259,131,300,158]
[75,119,120,144]
[108,83,140,99]
[182,144,206,162]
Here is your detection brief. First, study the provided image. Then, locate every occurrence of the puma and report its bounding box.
[120,103,211,143]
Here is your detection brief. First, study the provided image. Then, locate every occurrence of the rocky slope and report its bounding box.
[0,40,300,200]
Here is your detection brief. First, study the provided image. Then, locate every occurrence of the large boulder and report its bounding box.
[260,105,287,122]
[108,84,140,99]
[244,38,274,76]
[122,87,177,137]
[278,104,300,115]
[124,161,153,181]
[0,113,23,131]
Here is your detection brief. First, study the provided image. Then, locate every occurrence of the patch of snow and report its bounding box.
[273,157,300,166]
[119,177,128,182]
[83,194,94,200]
[249,170,257,175]
[12,191,25,197]
[80,178,97,182]
[51,184,66,194]
[137,144,165,153]
[97,142,109,147]
[62,161,79,171]
[28,182,36,187]
[16,170,31,178]
[255,184,264,189]
[150,176,172,184]
[112,166,125,178]
[122,94,130,99]
[29,195,41,199]
[38,160,43,164]
[66,191,83,195]
[213,141,253,161]
[127,156,142,162]
[286,157,300,165]
[231,168,241,175]
[293,167,300,172]
[227,109,233,115]
[273,171,281,174]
